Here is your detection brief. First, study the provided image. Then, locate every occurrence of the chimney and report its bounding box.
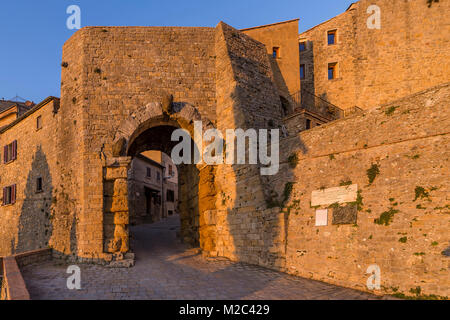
[25,100,35,107]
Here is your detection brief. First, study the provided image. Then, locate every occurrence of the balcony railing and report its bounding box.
[289,89,344,121]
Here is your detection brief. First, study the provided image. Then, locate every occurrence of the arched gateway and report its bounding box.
[102,100,218,262]
[0,23,286,267]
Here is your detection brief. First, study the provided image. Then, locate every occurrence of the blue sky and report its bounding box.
[0,0,353,102]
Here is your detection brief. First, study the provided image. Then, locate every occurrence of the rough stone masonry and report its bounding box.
[0,0,448,298]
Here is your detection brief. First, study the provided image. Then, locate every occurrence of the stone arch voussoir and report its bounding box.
[112,101,215,158]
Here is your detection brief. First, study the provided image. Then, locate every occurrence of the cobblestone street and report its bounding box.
[21,215,380,300]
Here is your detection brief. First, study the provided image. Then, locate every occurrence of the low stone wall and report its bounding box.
[1,257,30,300]
[0,248,52,300]
[15,248,52,268]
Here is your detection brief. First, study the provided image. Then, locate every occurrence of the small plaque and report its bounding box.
[315,209,328,226]
[311,184,358,207]
[332,204,357,225]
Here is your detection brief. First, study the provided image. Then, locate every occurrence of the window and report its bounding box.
[300,64,306,80]
[157,172,161,181]
[146,167,151,178]
[168,165,173,176]
[3,140,17,164]
[306,119,311,130]
[36,177,43,192]
[167,190,175,202]
[36,116,42,130]
[299,41,306,52]
[272,47,280,59]
[327,30,337,45]
[328,63,337,80]
[2,185,16,205]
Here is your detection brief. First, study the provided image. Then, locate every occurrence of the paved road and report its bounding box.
[22,215,380,300]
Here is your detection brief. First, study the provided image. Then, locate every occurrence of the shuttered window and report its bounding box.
[2,185,16,205]
[3,140,17,163]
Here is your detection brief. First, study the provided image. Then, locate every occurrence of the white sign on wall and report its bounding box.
[311,184,358,207]
[315,209,328,227]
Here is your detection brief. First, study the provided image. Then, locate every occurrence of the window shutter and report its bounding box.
[3,145,7,163]
[12,140,17,160]
[11,185,16,204]
[2,187,5,206]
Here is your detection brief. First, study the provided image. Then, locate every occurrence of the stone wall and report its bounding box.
[300,0,450,110]
[273,83,450,297]
[61,26,217,260]
[0,99,61,257]
[242,19,301,100]
[212,22,288,266]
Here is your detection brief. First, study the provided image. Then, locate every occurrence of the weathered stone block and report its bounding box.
[105,167,128,180]
[114,211,129,225]
[111,196,128,212]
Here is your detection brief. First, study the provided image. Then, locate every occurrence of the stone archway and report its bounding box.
[102,99,218,263]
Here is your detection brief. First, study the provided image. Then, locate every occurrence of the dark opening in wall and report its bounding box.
[36,177,43,193]
[167,189,175,202]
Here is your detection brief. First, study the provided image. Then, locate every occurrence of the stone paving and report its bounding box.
[21,215,381,300]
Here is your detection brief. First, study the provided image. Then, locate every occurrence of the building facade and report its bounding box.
[298,0,450,111]
[160,152,179,218]
[128,151,179,225]
[128,155,164,225]
[0,100,34,130]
